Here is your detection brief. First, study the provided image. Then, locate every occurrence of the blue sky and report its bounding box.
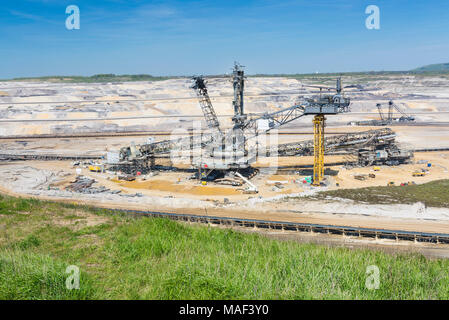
[1,0,448,78]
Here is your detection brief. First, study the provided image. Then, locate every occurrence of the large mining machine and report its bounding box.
[114,64,413,187]
[191,65,351,186]
[270,128,413,167]
[349,100,415,126]
[115,63,351,186]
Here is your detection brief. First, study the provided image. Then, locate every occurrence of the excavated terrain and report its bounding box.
[1,74,449,240]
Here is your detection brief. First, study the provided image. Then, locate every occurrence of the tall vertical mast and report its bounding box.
[232,62,247,128]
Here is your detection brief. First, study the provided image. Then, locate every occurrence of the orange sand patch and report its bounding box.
[267,175,294,181]
[113,179,241,196]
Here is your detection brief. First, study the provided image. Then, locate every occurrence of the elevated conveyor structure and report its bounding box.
[262,128,413,167]
[116,65,352,182]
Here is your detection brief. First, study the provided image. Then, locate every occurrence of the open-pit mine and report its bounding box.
[2,66,449,253]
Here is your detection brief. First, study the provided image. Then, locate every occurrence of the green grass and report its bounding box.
[0,193,448,299]
[315,179,449,208]
[412,63,449,72]
[0,250,94,299]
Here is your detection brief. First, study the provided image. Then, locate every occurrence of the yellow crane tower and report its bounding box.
[302,77,349,186]
[312,114,325,186]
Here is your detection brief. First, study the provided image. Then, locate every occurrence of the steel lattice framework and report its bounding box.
[191,76,222,135]
[312,115,325,186]
[116,67,385,183]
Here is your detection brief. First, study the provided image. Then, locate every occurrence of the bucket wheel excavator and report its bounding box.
[117,63,351,187]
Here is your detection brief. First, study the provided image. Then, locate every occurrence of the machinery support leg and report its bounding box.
[149,156,155,169]
[312,115,325,186]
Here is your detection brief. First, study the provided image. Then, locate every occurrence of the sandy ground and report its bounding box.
[332,151,449,189]
[1,177,448,236]
[1,75,449,235]
[1,74,449,137]
[4,150,447,202]
[1,151,449,235]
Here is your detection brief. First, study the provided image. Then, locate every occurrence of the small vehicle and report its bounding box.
[412,171,425,177]
[88,165,101,172]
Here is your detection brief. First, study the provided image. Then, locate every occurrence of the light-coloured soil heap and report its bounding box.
[1,75,449,235]
[1,74,449,137]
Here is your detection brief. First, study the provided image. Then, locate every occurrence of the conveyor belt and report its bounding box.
[0,153,103,161]
[106,208,449,244]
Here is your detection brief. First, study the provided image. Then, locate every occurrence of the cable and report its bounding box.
[1,111,449,123]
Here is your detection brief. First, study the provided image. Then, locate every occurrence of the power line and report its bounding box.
[0,92,306,105]
[1,110,449,123]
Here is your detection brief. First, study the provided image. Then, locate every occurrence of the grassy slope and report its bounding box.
[412,63,449,72]
[0,194,448,300]
[316,179,449,208]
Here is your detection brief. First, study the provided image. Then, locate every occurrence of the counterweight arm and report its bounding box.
[191,76,222,135]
